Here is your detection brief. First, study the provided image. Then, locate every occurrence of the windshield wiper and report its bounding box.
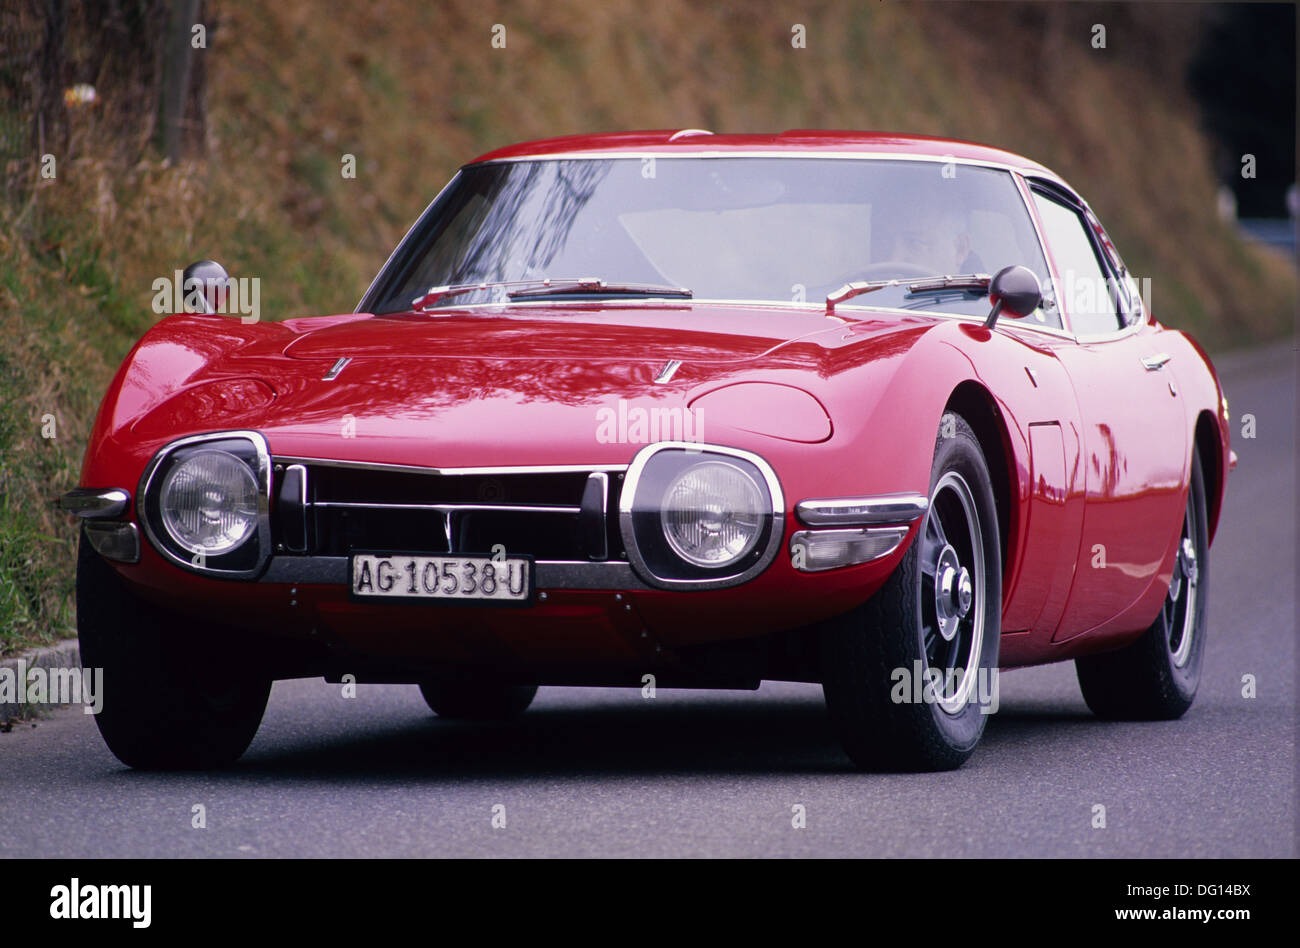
[508,278,692,300]
[411,279,559,310]
[411,277,692,310]
[826,273,991,313]
[905,273,991,294]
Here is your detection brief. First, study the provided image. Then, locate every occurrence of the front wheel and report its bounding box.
[76,536,271,769]
[820,412,1002,771]
[1074,446,1209,719]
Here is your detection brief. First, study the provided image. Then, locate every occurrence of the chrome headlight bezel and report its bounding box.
[619,442,784,590]
[138,430,272,578]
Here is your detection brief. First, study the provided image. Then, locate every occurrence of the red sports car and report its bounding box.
[64,130,1233,772]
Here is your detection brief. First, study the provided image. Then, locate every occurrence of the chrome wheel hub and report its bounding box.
[934,546,972,642]
[919,471,985,715]
[1169,536,1197,603]
[1165,508,1199,669]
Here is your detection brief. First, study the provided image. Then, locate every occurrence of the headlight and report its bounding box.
[138,430,271,577]
[160,449,259,555]
[619,442,784,589]
[660,461,764,567]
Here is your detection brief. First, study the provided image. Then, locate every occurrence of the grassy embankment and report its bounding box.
[0,0,1292,655]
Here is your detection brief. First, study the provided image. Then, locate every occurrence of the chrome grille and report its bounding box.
[271,461,624,561]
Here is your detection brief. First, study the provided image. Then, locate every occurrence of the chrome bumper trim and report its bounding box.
[795,492,928,526]
[271,456,629,477]
[258,557,652,591]
[59,487,130,520]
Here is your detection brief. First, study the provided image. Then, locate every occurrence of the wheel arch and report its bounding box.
[943,381,1017,578]
[1193,409,1224,545]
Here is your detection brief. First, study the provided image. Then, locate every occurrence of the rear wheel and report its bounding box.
[418,679,537,721]
[820,412,1002,771]
[76,535,271,769]
[1075,447,1209,719]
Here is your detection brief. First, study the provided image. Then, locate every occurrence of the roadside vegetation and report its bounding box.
[0,0,1292,655]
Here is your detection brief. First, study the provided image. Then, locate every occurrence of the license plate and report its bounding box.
[349,553,533,604]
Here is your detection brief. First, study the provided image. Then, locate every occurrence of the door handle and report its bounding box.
[1141,352,1172,371]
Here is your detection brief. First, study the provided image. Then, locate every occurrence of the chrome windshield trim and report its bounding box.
[388,297,1081,342]
[796,493,929,527]
[272,456,628,477]
[356,169,464,312]
[1011,171,1072,335]
[59,487,130,519]
[475,152,1061,181]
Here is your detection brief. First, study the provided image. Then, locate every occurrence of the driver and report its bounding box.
[887,203,985,275]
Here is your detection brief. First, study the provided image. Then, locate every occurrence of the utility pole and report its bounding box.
[157,0,200,163]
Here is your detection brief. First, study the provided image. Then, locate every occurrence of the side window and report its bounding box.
[1084,208,1143,327]
[1031,192,1123,336]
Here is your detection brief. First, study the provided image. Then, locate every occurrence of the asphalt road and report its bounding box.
[2,345,1294,858]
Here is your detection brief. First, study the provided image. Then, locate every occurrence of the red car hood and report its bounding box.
[132,303,934,468]
[281,304,845,364]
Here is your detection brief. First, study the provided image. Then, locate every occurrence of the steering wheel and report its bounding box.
[837,260,939,283]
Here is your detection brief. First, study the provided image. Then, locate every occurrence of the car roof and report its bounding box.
[468,129,1064,181]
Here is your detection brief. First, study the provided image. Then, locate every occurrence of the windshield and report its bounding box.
[365,157,1055,321]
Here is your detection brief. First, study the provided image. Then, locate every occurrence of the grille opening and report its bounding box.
[277,463,624,562]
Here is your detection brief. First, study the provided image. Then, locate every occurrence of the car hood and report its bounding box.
[281,304,846,364]
[127,303,936,467]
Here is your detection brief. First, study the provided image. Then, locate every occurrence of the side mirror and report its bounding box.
[181,259,230,315]
[985,265,1043,329]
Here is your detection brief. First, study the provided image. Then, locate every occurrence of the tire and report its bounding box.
[820,412,1002,771]
[76,535,271,769]
[1075,446,1209,720]
[418,679,537,721]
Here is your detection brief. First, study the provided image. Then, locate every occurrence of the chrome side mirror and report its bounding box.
[181,259,230,314]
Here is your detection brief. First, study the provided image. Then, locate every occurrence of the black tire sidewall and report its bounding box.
[76,534,270,769]
[1164,447,1209,700]
[916,416,1003,752]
